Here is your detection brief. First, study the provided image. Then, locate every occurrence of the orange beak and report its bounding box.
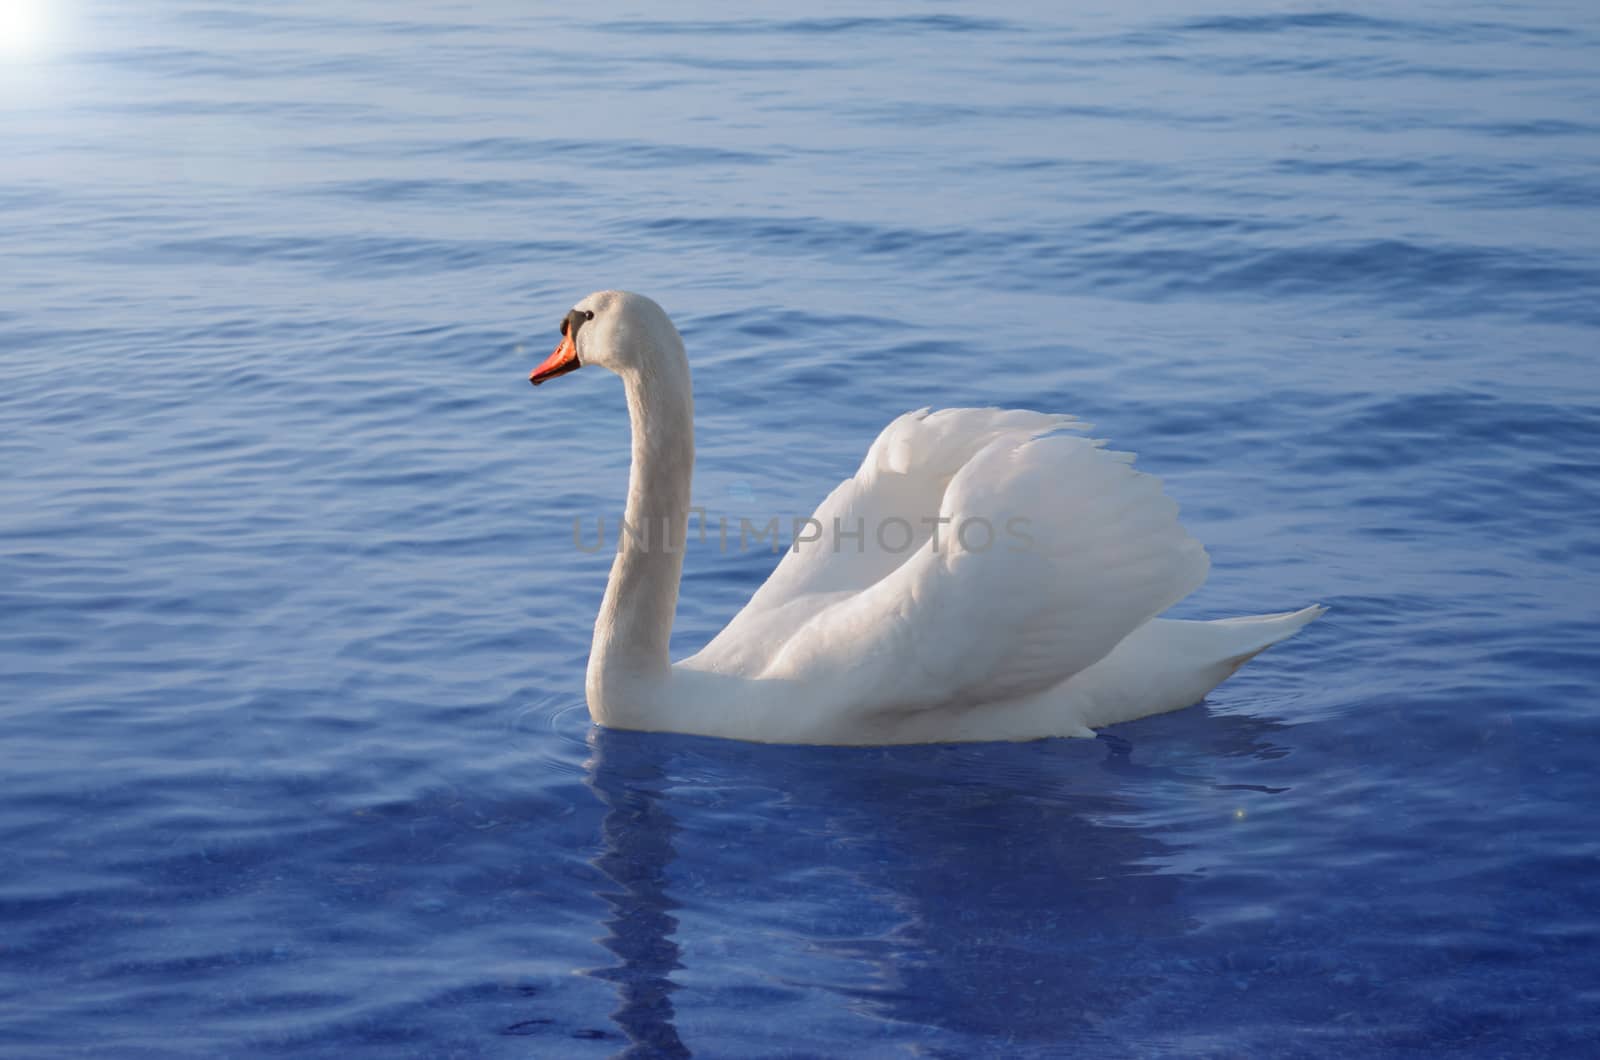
[529,333,580,386]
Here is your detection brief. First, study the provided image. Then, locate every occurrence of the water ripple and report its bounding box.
[2,0,1597,1055]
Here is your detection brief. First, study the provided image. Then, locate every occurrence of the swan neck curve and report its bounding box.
[587,331,694,712]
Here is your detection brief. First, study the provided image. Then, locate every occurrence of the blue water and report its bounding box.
[3,0,1599,1055]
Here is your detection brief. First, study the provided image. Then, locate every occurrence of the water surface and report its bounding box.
[3,1,1598,1055]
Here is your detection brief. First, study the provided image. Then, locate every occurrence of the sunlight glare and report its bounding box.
[0,1,46,58]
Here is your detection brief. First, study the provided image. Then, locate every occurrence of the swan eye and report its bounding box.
[563,308,594,345]
[560,309,593,337]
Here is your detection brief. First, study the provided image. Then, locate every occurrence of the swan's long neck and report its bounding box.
[587,341,694,711]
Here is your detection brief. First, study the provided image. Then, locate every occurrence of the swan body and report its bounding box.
[530,291,1322,745]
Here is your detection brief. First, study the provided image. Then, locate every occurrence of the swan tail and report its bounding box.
[1205,604,1328,671]
[1060,604,1327,732]
[881,605,1325,744]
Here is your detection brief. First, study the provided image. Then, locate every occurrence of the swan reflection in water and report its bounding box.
[584,733,691,1059]
[581,706,1295,1054]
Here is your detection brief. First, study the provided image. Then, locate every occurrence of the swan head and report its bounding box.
[529,290,684,386]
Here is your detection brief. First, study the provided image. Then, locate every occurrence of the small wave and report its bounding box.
[1164,52,1504,81]
[1274,157,1600,210]
[302,177,581,205]
[309,135,772,168]
[1172,12,1576,43]
[1468,117,1599,138]
[137,233,586,276]
[633,215,1600,326]
[600,15,1011,37]
[845,97,1229,129]
[85,99,391,122]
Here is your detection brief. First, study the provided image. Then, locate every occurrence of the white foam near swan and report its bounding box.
[529,291,1323,745]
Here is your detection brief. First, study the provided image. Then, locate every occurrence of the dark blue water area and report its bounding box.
[3,0,1600,1055]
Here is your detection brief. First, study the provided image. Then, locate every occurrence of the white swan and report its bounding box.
[529,291,1323,745]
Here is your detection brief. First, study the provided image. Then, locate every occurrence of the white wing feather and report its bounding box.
[685,408,1209,719]
[687,408,1082,674]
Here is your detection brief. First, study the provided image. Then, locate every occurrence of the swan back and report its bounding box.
[685,408,1211,737]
